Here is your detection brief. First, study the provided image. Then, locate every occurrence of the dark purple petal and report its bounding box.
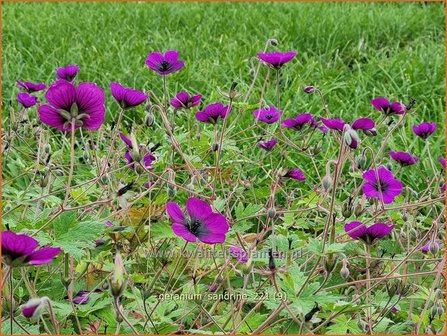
[439,157,446,169]
[166,202,186,224]
[110,82,147,109]
[258,139,278,151]
[370,97,391,112]
[26,247,62,265]
[413,122,437,140]
[45,80,76,111]
[229,246,248,264]
[119,132,133,148]
[56,65,80,81]
[320,117,345,131]
[17,92,38,108]
[1,231,39,259]
[344,221,367,240]
[38,105,71,131]
[253,106,282,124]
[258,51,296,68]
[75,82,106,130]
[284,168,306,181]
[186,197,213,222]
[352,118,375,131]
[389,151,419,166]
[172,223,197,242]
[16,80,46,93]
[366,223,394,239]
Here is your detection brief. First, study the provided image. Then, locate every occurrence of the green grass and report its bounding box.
[2,1,445,123]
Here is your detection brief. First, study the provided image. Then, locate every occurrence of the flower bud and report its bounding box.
[269,38,279,46]
[249,68,255,77]
[342,201,353,219]
[429,241,440,256]
[4,202,12,212]
[355,154,367,170]
[268,207,276,218]
[21,297,48,320]
[322,174,333,192]
[211,143,219,152]
[340,265,350,280]
[268,249,276,271]
[364,128,377,137]
[130,133,141,162]
[399,228,406,240]
[39,172,49,188]
[343,128,360,149]
[167,185,176,198]
[304,86,315,94]
[145,113,155,127]
[410,228,418,238]
[110,250,126,298]
[354,203,363,217]
[242,258,253,275]
[99,174,109,185]
[43,144,52,154]
[324,255,337,274]
[436,303,444,317]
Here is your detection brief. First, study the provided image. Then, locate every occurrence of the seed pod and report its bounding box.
[322,174,333,192]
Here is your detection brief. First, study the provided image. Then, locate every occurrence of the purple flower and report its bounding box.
[257,51,297,69]
[56,64,80,82]
[439,157,446,169]
[389,151,419,166]
[320,117,346,131]
[145,50,184,76]
[345,221,394,244]
[253,106,282,124]
[370,97,405,116]
[16,80,46,93]
[166,197,229,244]
[110,82,147,109]
[284,168,306,181]
[2,231,62,266]
[17,92,38,109]
[229,246,248,264]
[171,91,202,109]
[362,167,403,204]
[351,118,377,136]
[304,86,315,94]
[72,290,90,305]
[420,240,441,254]
[281,113,315,130]
[258,139,278,151]
[105,220,115,228]
[413,122,437,140]
[38,80,105,131]
[119,132,155,170]
[22,298,47,319]
[195,102,231,124]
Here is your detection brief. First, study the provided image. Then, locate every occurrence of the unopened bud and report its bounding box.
[110,250,126,298]
[429,241,440,256]
[43,144,51,154]
[354,204,363,217]
[322,174,333,192]
[340,265,350,280]
[242,259,253,275]
[167,185,176,198]
[342,202,353,219]
[399,228,406,240]
[99,174,109,185]
[211,143,219,152]
[39,173,49,188]
[355,154,367,170]
[269,38,279,46]
[21,297,48,320]
[410,228,418,238]
[304,86,315,94]
[324,255,337,274]
[249,68,255,77]
[4,202,12,212]
[343,127,360,149]
[145,113,155,127]
[268,207,276,219]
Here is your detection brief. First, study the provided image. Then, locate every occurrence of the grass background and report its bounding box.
[2,1,445,120]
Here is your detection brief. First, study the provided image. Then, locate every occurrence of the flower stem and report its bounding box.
[114,297,139,334]
[275,69,280,107]
[365,244,373,334]
[63,120,76,207]
[9,266,13,335]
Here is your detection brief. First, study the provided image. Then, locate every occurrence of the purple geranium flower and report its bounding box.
[110,82,147,109]
[72,290,90,305]
[370,97,406,116]
[439,157,446,169]
[38,80,105,131]
[320,117,346,131]
[166,197,229,244]
[389,151,419,166]
[345,221,394,244]
[56,65,80,82]
[195,102,231,124]
[284,168,306,181]
[171,91,202,109]
[229,246,248,264]
[304,86,315,94]
[253,106,282,124]
[281,113,315,130]
[258,139,278,151]
[362,167,403,204]
[413,122,437,140]
[2,231,62,266]
[16,80,46,93]
[257,51,297,69]
[351,118,377,136]
[119,132,155,170]
[145,50,184,76]
[17,92,38,109]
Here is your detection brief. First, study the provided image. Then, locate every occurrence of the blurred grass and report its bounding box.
[2,1,445,118]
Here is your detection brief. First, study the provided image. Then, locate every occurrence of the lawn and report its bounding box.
[1,1,446,335]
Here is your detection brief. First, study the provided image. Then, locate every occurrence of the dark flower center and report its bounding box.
[188,219,204,236]
[374,180,389,193]
[265,114,273,120]
[157,61,173,72]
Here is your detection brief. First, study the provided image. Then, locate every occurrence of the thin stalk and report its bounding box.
[63,120,76,206]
